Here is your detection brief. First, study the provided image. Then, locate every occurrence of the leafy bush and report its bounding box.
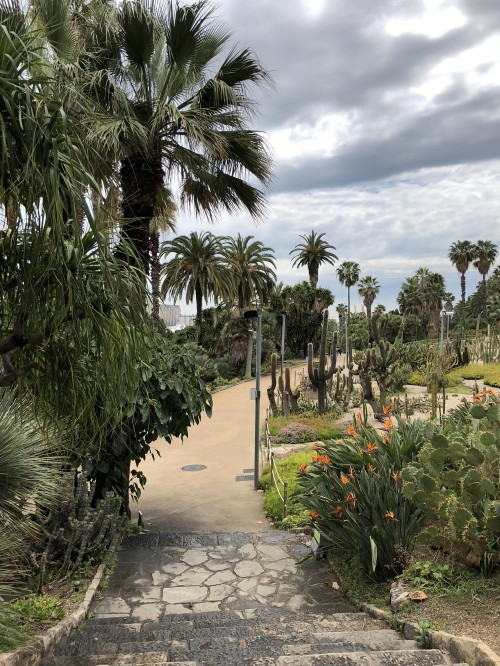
[271,422,318,445]
[395,341,431,369]
[299,418,430,579]
[407,371,425,386]
[402,393,500,571]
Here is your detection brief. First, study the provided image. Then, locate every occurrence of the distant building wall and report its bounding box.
[158,303,181,326]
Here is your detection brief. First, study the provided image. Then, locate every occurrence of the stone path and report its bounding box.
[42,378,467,665]
[43,531,465,665]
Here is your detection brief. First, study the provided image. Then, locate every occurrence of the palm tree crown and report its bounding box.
[161,231,231,324]
[473,240,498,319]
[336,261,360,360]
[473,240,498,281]
[290,231,337,287]
[94,0,273,273]
[222,234,276,309]
[448,240,475,304]
[357,276,380,320]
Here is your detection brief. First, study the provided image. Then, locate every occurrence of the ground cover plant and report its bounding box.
[268,412,342,441]
[260,451,311,529]
[447,362,500,387]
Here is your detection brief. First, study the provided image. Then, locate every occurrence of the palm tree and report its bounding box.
[336,261,360,361]
[357,276,380,322]
[448,240,475,305]
[93,0,272,275]
[290,231,338,288]
[473,240,498,318]
[222,234,276,309]
[161,232,231,325]
[150,189,177,331]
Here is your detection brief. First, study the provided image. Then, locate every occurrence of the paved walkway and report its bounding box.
[134,369,305,533]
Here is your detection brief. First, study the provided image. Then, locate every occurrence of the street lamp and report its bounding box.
[244,310,261,490]
[440,308,454,356]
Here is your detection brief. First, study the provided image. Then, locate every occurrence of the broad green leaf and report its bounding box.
[463,448,485,466]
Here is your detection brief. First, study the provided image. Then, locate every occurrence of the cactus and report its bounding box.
[267,353,279,417]
[402,398,500,570]
[285,367,300,414]
[278,374,290,415]
[307,310,337,415]
[358,315,399,417]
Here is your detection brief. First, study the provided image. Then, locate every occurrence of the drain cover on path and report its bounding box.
[181,464,207,472]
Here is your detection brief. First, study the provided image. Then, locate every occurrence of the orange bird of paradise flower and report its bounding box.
[382,404,391,415]
[383,418,393,430]
[366,442,378,453]
[385,511,396,522]
[310,510,319,519]
[347,425,357,436]
[340,475,349,485]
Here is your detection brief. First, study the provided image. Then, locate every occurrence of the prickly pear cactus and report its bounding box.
[402,395,500,569]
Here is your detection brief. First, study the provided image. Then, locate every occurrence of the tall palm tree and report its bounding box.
[290,231,338,288]
[473,240,498,318]
[161,231,231,325]
[357,276,380,322]
[222,234,276,309]
[149,188,176,331]
[448,240,475,305]
[336,261,360,360]
[93,0,272,275]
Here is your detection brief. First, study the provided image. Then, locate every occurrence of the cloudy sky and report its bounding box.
[173,0,500,315]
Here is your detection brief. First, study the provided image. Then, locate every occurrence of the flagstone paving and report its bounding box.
[42,531,466,665]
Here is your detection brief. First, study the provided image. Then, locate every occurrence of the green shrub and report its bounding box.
[402,394,500,571]
[299,418,430,580]
[407,371,426,386]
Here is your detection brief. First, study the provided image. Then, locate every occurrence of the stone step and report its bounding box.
[275,650,453,665]
[47,656,197,666]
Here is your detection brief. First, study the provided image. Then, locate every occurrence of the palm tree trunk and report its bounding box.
[195,284,203,326]
[483,274,488,320]
[347,285,351,363]
[245,333,254,378]
[150,231,160,332]
[118,152,164,274]
[310,262,318,288]
[461,272,466,305]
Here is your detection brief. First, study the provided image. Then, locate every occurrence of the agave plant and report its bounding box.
[0,390,62,597]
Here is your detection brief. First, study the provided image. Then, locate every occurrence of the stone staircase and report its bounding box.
[41,531,466,666]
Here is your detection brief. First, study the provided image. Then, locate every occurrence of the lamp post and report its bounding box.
[278,313,286,376]
[244,310,261,490]
[439,310,446,356]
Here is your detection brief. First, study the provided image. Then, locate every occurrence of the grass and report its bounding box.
[447,362,500,387]
[260,450,312,529]
[268,413,342,441]
[0,595,64,652]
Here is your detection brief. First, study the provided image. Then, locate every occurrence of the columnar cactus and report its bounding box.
[284,367,301,414]
[307,310,337,415]
[358,315,398,416]
[267,353,279,416]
